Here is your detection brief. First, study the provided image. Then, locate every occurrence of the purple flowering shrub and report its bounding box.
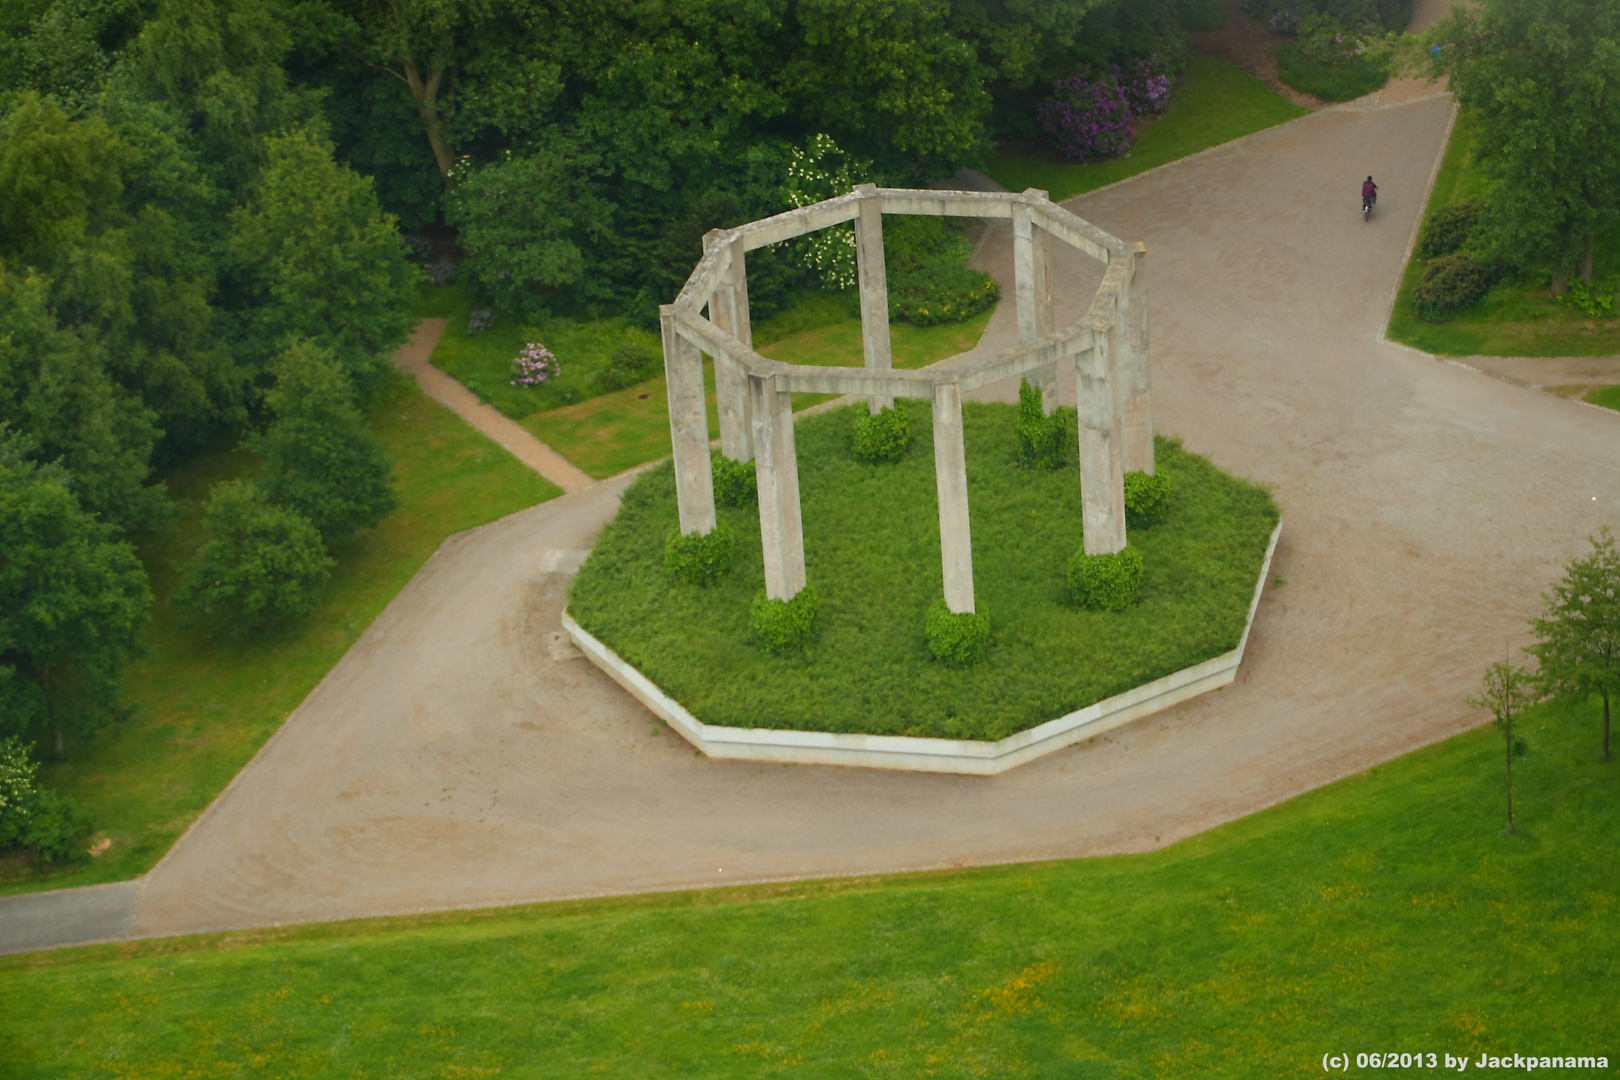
[511,343,561,387]
[1038,56,1175,163]
[468,309,495,337]
[426,260,457,285]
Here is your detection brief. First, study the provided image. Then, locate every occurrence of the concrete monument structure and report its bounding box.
[658,184,1156,615]
[564,185,1281,774]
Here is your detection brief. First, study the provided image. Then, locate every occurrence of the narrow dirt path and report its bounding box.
[396,318,595,494]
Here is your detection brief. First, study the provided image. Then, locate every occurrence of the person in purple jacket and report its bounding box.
[1362,176,1378,214]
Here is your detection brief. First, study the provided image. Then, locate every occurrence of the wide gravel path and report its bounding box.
[16,91,1616,946]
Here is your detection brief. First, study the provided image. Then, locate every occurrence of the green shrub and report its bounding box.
[173,481,335,637]
[1558,279,1616,318]
[1275,44,1388,102]
[889,264,1000,326]
[1124,470,1172,528]
[1015,379,1070,469]
[752,586,821,654]
[0,736,91,864]
[664,521,735,586]
[1418,198,1488,259]
[1178,0,1225,31]
[596,344,661,393]
[926,598,991,668]
[712,455,758,508]
[852,400,911,463]
[1414,253,1493,322]
[1068,545,1144,612]
[883,217,968,273]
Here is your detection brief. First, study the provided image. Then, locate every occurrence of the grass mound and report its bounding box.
[569,404,1278,741]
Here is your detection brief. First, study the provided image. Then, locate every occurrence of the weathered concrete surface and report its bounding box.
[0,882,138,955]
[97,92,1618,941]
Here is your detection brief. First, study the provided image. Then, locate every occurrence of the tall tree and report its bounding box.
[173,479,334,637]
[1467,660,1539,834]
[0,428,151,759]
[255,340,396,543]
[1530,528,1620,761]
[227,127,418,390]
[1425,0,1620,289]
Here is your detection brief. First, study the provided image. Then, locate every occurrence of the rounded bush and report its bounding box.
[596,344,659,392]
[852,400,910,464]
[712,455,758,508]
[1124,470,1172,528]
[752,586,820,654]
[1068,545,1144,612]
[1419,199,1488,259]
[1415,253,1493,322]
[1016,379,1070,469]
[926,598,991,668]
[664,521,735,586]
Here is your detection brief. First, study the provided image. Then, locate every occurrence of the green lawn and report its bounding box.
[1387,112,1620,358]
[522,296,996,480]
[0,373,561,895]
[3,695,1613,1075]
[983,54,1308,203]
[570,411,1277,740]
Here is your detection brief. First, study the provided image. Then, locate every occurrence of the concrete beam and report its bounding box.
[1030,203,1124,265]
[750,374,806,600]
[1075,327,1127,556]
[737,194,862,251]
[660,305,716,535]
[706,231,754,462]
[854,184,894,414]
[876,189,1017,218]
[1119,243,1154,475]
[932,381,976,614]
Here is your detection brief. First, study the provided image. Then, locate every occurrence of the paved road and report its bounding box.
[9,90,1616,950]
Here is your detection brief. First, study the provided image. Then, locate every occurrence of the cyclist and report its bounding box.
[1362,176,1378,217]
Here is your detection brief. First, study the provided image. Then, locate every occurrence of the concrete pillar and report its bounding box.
[1119,243,1155,474]
[932,381,976,614]
[749,373,806,600]
[1014,192,1058,414]
[706,231,754,462]
[1075,325,1127,556]
[659,305,716,536]
[853,183,893,414]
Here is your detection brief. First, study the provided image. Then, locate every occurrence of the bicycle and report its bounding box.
[1363,194,1375,222]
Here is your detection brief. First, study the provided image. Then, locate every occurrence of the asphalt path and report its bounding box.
[7,89,1616,952]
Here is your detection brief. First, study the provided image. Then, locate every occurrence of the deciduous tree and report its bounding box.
[0,428,152,759]
[1467,660,1539,834]
[1424,0,1620,289]
[1530,528,1620,761]
[255,340,396,543]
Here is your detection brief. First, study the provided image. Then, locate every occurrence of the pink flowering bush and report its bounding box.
[1038,56,1175,163]
[510,342,560,387]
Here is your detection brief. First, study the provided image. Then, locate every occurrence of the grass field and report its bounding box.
[0,373,561,896]
[983,54,1308,203]
[522,295,996,479]
[1387,113,1620,358]
[3,695,1613,1075]
[570,409,1277,740]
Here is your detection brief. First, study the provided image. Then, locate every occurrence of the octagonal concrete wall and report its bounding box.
[563,522,1280,776]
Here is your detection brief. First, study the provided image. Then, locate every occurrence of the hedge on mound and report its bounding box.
[569,402,1278,742]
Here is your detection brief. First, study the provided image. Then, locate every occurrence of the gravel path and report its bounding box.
[9,89,1616,952]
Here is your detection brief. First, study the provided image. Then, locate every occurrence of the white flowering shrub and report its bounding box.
[782,134,872,291]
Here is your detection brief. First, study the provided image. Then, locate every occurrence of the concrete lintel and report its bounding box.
[660,306,717,535]
[1082,256,1132,331]
[957,326,1095,394]
[876,188,1017,218]
[750,373,806,600]
[777,370,938,398]
[560,522,1280,775]
[932,381,975,614]
[674,237,730,314]
[1030,204,1125,265]
[737,194,863,251]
